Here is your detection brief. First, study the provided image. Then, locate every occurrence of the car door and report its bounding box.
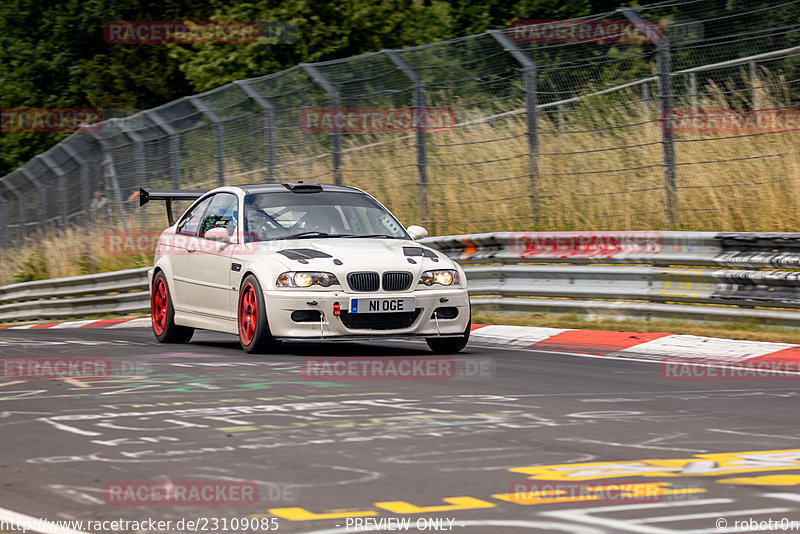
[170,195,213,312]
[183,192,239,319]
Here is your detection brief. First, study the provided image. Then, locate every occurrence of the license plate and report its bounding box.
[349,297,415,314]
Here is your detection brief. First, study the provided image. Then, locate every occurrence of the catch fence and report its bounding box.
[1,0,799,248]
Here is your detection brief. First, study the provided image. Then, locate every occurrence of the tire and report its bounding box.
[426,320,471,354]
[238,274,281,354]
[151,271,194,343]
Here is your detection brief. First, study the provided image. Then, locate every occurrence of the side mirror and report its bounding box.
[204,227,231,243]
[407,225,428,240]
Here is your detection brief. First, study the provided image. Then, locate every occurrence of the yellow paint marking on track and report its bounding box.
[720,474,800,486]
[251,449,800,521]
[374,496,495,513]
[509,449,800,481]
[261,508,378,521]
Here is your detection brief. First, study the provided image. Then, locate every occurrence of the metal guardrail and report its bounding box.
[2,231,800,325]
[422,231,800,269]
[0,267,150,322]
[423,230,800,326]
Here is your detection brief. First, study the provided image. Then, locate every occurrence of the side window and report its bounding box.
[199,193,238,237]
[176,197,213,236]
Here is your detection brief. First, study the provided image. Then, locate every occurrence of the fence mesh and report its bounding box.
[1,0,799,248]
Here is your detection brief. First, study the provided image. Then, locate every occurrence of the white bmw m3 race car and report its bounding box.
[142,182,471,353]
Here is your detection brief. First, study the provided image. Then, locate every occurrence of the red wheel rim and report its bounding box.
[151,277,168,335]
[239,282,257,345]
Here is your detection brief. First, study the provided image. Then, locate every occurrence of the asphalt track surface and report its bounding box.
[1,328,800,534]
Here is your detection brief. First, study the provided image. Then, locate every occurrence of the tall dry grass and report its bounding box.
[2,73,798,285]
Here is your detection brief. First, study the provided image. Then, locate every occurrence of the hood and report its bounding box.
[238,238,457,291]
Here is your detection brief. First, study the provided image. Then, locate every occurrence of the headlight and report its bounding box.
[277,271,340,288]
[420,269,461,286]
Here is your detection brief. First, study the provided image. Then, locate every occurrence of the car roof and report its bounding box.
[237,183,363,195]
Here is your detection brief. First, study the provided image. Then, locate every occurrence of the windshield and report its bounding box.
[243,190,409,242]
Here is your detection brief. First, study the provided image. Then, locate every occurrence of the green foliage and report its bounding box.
[12,251,50,283]
[0,0,210,175]
[1,0,618,175]
[171,0,455,92]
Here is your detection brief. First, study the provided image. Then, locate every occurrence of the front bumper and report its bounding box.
[263,288,470,339]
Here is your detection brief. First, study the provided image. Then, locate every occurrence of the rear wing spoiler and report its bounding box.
[139,187,206,225]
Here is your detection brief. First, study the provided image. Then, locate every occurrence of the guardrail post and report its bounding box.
[301,63,342,185]
[620,7,678,227]
[37,155,68,228]
[18,166,47,232]
[188,96,226,186]
[488,29,540,224]
[144,110,182,189]
[234,80,277,183]
[60,143,92,222]
[384,49,429,226]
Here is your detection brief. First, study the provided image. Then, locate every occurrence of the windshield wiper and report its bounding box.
[342,234,399,239]
[273,232,350,240]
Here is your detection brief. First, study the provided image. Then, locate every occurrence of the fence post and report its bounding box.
[488,29,540,224]
[188,96,226,186]
[87,122,129,230]
[37,155,68,228]
[102,152,129,231]
[689,72,698,112]
[620,7,678,226]
[642,80,651,119]
[18,166,47,232]
[116,119,148,192]
[384,49,428,226]
[301,63,342,185]
[60,142,92,222]
[3,180,26,243]
[749,61,760,110]
[144,110,183,189]
[234,80,277,183]
[0,190,8,247]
